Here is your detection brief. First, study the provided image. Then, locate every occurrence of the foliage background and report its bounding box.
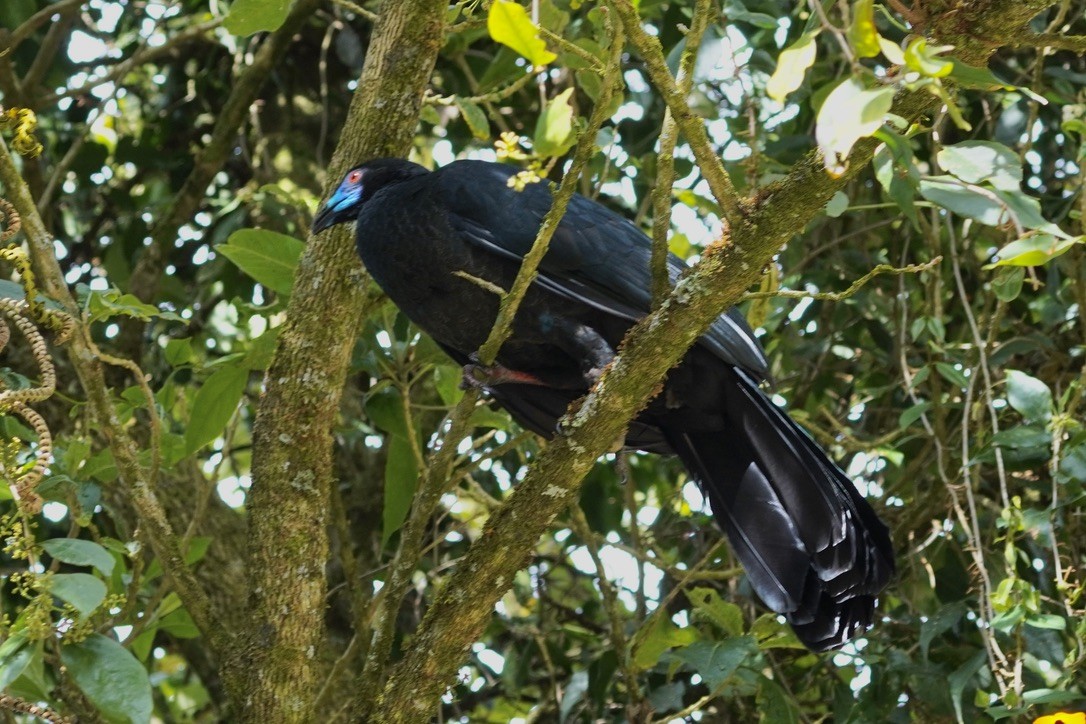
[0,0,1084,721]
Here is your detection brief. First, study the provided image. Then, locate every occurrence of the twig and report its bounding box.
[0,694,71,724]
[330,0,378,22]
[4,0,84,54]
[651,0,711,308]
[1013,32,1086,52]
[742,256,942,302]
[613,0,746,229]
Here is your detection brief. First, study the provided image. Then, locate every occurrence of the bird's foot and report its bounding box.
[460,356,546,390]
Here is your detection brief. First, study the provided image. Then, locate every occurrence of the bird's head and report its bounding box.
[312,158,428,233]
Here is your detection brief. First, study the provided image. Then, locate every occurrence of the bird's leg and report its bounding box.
[460,352,547,390]
[546,317,615,387]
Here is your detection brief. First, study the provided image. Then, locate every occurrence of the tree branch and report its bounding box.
[612,0,746,229]
[651,0,711,307]
[1013,32,1086,52]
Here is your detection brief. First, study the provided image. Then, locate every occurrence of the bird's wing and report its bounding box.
[436,161,769,379]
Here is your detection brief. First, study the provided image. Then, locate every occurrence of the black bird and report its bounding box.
[313,158,894,650]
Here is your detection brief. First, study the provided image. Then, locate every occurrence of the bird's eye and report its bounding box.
[347,169,363,184]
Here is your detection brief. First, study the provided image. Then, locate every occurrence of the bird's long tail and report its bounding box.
[667,367,895,651]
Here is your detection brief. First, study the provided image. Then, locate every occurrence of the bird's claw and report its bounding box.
[459,357,547,389]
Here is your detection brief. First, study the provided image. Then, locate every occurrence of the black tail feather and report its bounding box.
[667,368,895,651]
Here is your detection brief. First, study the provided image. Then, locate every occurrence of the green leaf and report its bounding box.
[920,601,966,660]
[938,141,1022,191]
[42,538,115,576]
[455,98,491,140]
[847,0,879,58]
[164,337,194,366]
[84,287,184,324]
[991,266,1024,301]
[61,634,153,724]
[244,328,281,371]
[364,386,413,439]
[671,637,756,690]
[948,650,986,724]
[632,615,697,671]
[992,426,1051,450]
[899,401,931,429]
[815,79,894,174]
[487,0,556,67]
[1005,370,1053,423]
[223,0,290,36]
[878,36,905,65]
[919,176,1007,226]
[824,191,849,217]
[722,2,778,29]
[0,632,33,691]
[990,233,1082,267]
[757,677,799,724]
[534,88,576,157]
[218,229,305,295]
[904,38,953,77]
[382,436,419,545]
[50,573,107,616]
[935,362,969,389]
[687,587,744,637]
[1024,613,1066,630]
[766,31,818,102]
[184,365,249,454]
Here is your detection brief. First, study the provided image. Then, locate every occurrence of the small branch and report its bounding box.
[538,26,607,74]
[613,0,746,229]
[650,0,711,307]
[427,67,542,106]
[741,256,942,302]
[37,18,224,106]
[475,18,625,368]
[330,0,378,22]
[452,269,508,297]
[4,0,84,54]
[0,693,71,724]
[1013,32,1086,52]
[568,506,644,714]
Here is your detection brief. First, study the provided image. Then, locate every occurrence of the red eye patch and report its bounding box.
[347,169,363,184]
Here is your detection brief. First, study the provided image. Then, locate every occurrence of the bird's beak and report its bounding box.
[311,185,361,234]
[311,202,340,234]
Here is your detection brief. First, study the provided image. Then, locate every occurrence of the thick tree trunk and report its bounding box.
[230,1,447,720]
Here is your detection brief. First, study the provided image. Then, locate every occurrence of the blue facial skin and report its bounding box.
[312,174,364,233]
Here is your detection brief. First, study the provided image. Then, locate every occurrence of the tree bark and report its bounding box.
[232,1,447,720]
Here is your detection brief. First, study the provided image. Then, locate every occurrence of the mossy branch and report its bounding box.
[742,257,943,302]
